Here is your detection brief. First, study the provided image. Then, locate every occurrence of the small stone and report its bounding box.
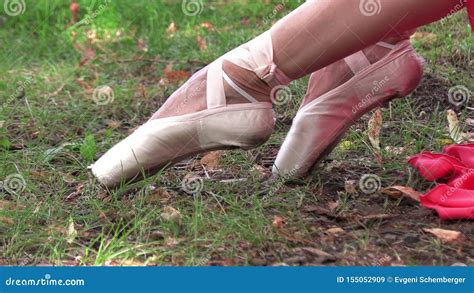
[384,233,398,241]
[403,233,420,245]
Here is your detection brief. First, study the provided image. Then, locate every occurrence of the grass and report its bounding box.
[1,0,473,266]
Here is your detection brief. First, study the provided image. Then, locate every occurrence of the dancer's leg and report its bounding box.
[154,0,463,119]
[272,0,464,79]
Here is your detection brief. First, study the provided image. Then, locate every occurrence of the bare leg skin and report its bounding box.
[272,0,464,79]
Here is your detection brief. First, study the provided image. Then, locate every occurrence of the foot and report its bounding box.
[151,58,275,120]
[300,39,405,109]
[273,38,424,177]
[92,31,293,187]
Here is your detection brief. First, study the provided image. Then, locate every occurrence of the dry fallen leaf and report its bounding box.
[66,218,78,244]
[368,108,383,161]
[200,151,223,169]
[251,164,271,179]
[166,21,177,36]
[65,183,84,201]
[344,180,357,194]
[162,64,191,83]
[272,216,285,229]
[165,236,179,247]
[196,35,207,51]
[0,216,14,225]
[326,227,345,234]
[447,109,463,143]
[382,186,421,202]
[106,120,121,129]
[423,228,464,243]
[147,187,172,204]
[121,260,146,266]
[0,200,13,210]
[73,42,96,67]
[76,78,94,94]
[136,38,148,52]
[200,21,215,31]
[300,247,335,260]
[411,32,437,45]
[161,206,181,223]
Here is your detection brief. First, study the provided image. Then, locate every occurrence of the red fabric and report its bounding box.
[408,144,474,220]
[443,143,474,168]
[407,152,468,181]
[468,0,474,32]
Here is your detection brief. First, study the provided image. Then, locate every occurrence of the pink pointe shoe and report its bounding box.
[92,31,292,187]
[273,40,425,178]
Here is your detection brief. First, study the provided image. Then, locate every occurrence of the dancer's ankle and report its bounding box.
[222,60,274,104]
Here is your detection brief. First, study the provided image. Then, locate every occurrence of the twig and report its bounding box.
[103,57,207,66]
[40,83,65,98]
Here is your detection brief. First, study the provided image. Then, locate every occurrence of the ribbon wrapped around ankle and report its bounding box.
[408,143,474,220]
[254,63,293,88]
[249,31,293,87]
